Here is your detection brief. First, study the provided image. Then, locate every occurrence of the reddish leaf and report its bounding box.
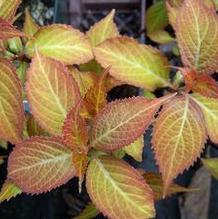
[8,137,76,194]
[0,58,24,144]
[86,156,155,219]
[152,95,206,196]
[0,18,25,40]
[62,103,88,151]
[84,67,109,116]
[90,94,176,152]
[192,75,218,98]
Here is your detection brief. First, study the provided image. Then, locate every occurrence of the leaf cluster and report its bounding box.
[0,1,218,218]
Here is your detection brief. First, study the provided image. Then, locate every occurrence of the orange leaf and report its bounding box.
[8,137,76,194]
[176,0,218,74]
[90,94,175,152]
[144,172,199,200]
[152,95,206,196]
[84,67,109,116]
[26,52,81,135]
[86,156,155,219]
[72,152,88,192]
[192,75,218,98]
[69,67,95,97]
[0,58,24,144]
[62,103,88,151]
[0,18,25,40]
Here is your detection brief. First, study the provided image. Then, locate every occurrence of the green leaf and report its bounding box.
[0,180,22,202]
[202,158,218,179]
[73,203,99,219]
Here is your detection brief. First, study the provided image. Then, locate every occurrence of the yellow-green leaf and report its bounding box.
[148,30,175,44]
[0,139,7,149]
[23,8,39,37]
[0,0,21,21]
[94,36,170,91]
[202,158,218,179]
[152,95,206,196]
[0,58,24,144]
[87,9,119,47]
[0,180,22,202]
[124,135,144,162]
[86,156,155,219]
[73,203,99,219]
[25,24,93,65]
[69,67,95,97]
[176,0,218,74]
[26,52,81,135]
[192,94,218,144]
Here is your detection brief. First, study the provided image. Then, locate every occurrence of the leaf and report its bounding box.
[72,152,88,193]
[23,8,39,37]
[0,58,24,144]
[124,135,144,162]
[73,203,100,219]
[26,52,81,135]
[152,95,206,196]
[192,94,218,144]
[166,0,183,29]
[176,0,218,74]
[146,1,174,44]
[69,67,95,97]
[62,103,88,151]
[87,9,119,47]
[25,24,93,65]
[202,158,218,179]
[16,61,28,85]
[192,75,218,98]
[26,114,49,137]
[0,139,7,149]
[144,172,199,200]
[8,37,23,54]
[0,157,3,165]
[0,0,21,21]
[84,67,109,116]
[147,1,169,34]
[94,36,170,91]
[148,30,175,44]
[90,94,175,152]
[8,136,76,194]
[0,180,22,202]
[0,18,25,40]
[86,156,155,219]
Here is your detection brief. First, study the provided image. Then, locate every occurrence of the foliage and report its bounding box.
[0,0,218,218]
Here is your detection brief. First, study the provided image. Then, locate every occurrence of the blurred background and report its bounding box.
[0,0,218,218]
